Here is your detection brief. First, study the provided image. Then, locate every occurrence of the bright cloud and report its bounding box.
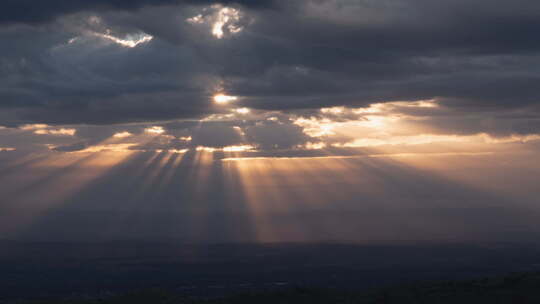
[187,5,245,39]
[214,94,238,104]
[234,108,250,114]
[113,131,133,138]
[34,128,76,136]
[144,126,165,135]
[212,6,243,38]
[93,31,153,48]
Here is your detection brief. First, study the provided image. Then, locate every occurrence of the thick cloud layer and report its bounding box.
[0,0,539,128]
[0,0,275,24]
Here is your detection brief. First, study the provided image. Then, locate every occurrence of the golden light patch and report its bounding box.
[212,6,243,39]
[294,117,337,137]
[302,142,326,150]
[222,145,255,152]
[34,128,76,136]
[76,143,137,153]
[144,126,165,135]
[234,107,250,114]
[214,94,238,104]
[320,107,345,114]
[196,146,218,152]
[20,124,49,130]
[168,148,189,154]
[113,131,133,138]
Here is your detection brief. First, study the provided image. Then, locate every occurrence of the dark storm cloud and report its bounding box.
[0,0,275,25]
[50,141,88,152]
[244,120,311,149]
[190,122,243,147]
[0,0,539,128]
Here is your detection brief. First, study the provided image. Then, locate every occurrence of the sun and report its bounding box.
[214,94,238,104]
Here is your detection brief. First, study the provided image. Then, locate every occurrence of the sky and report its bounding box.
[0,0,539,243]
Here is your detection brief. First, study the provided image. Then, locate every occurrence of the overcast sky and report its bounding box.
[1,0,539,243]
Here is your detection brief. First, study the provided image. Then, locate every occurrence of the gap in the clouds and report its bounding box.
[4,99,540,158]
[186,4,246,39]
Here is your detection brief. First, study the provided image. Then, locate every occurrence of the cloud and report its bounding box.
[34,128,76,136]
[244,120,311,150]
[1,96,539,158]
[0,0,538,135]
[0,0,276,25]
[50,141,88,152]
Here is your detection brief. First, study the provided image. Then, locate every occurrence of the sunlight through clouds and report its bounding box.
[223,145,255,152]
[34,128,76,136]
[234,108,250,114]
[113,131,133,138]
[214,94,238,104]
[144,126,165,135]
[62,15,154,49]
[93,31,153,48]
[186,4,245,39]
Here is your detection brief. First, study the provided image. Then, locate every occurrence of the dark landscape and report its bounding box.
[3,241,540,302]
